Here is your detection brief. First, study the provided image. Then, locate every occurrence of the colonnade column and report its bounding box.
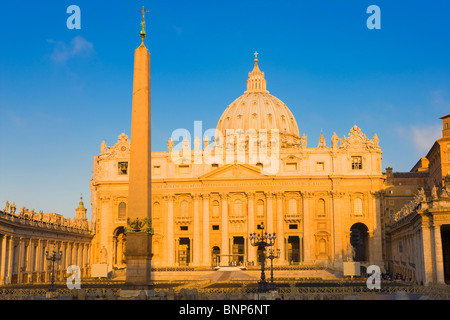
[433,223,445,284]
[421,215,435,285]
[202,194,210,266]
[0,235,6,283]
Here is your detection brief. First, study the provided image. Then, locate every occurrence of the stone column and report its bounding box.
[0,235,6,283]
[266,193,274,233]
[276,193,285,264]
[221,193,229,266]
[6,236,14,284]
[433,223,445,284]
[166,195,175,266]
[202,194,210,266]
[302,192,314,263]
[331,191,344,265]
[247,192,256,265]
[421,215,435,285]
[372,191,384,268]
[193,194,201,266]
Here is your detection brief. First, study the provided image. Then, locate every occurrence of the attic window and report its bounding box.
[351,156,363,170]
[118,162,128,175]
[212,163,219,169]
[286,162,297,171]
[179,165,190,174]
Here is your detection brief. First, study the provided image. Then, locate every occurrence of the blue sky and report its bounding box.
[1,0,449,218]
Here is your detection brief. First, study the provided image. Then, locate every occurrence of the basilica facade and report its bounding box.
[89,55,385,271]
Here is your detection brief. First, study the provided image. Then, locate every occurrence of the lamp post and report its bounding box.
[249,222,276,292]
[267,248,281,289]
[45,244,63,292]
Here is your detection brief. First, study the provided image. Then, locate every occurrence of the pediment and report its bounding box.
[199,163,272,180]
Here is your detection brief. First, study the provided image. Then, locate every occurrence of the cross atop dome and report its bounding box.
[247,52,267,92]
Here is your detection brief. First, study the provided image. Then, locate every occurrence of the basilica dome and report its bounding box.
[215,54,300,145]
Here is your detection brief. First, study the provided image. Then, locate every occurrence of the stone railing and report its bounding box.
[391,188,425,225]
[0,209,94,235]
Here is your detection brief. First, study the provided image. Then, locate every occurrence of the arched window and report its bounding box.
[288,198,297,216]
[180,200,189,217]
[257,199,264,216]
[212,200,220,218]
[118,202,126,220]
[354,198,363,216]
[153,202,161,217]
[318,199,325,217]
[234,199,243,216]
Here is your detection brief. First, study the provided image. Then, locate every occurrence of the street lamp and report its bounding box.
[267,248,281,289]
[249,222,276,292]
[45,244,63,292]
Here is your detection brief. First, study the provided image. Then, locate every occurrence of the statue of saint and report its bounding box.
[4,201,9,213]
[301,134,307,149]
[10,202,16,214]
[373,133,379,148]
[431,185,438,200]
[100,140,107,154]
[100,246,108,264]
[167,137,174,153]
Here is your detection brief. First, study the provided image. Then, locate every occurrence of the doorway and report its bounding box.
[287,236,300,264]
[232,236,245,266]
[350,223,369,262]
[178,238,190,266]
[441,225,450,284]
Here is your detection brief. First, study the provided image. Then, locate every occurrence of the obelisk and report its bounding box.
[124,6,153,290]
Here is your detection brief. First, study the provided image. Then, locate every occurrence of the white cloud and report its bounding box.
[47,36,94,63]
[409,124,441,154]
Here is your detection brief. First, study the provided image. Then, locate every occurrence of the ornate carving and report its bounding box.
[125,217,154,234]
[339,125,379,151]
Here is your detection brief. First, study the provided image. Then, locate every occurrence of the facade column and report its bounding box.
[302,192,314,263]
[193,194,201,266]
[202,194,210,266]
[433,223,445,284]
[276,192,285,264]
[331,191,344,265]
[166,195,175,266]
[247,192,256,265]
[221,193,229,266]
[266,193,274,233]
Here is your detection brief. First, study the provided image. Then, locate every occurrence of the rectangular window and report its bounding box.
[316,162,324,171]
[351,156,363,170]
[211,163,219,169]
[180,226,188,231]
[289,224,298,229]
[118,162,128,175]
[179,165,190,174]
[153,165,161,174]
[212,225,220,230]
[286,162,297,171]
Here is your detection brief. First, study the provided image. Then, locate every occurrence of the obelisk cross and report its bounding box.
[138,6,150,41]
[139,6,149,27]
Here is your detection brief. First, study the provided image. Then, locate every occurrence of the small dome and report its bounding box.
[215,54,300,144]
